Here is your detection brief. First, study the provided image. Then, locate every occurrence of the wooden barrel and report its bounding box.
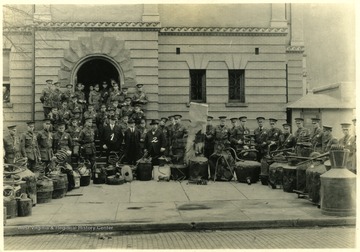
[234,160,261,184]
[17,193,32,217]
[306,163,327,204]
[137,160,152,181]
[282,164,297,193]
[36,176,54,204]
[49,174,67,199]
[189,157,208,180]
[268,162,285,189]
[170,164,188,181]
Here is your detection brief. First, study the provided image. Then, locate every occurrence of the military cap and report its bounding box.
[230,117,238,122]
[174,114,183,119]
[256,116,265,121]
[340,123,352,129]
[109,115,117,121]
[56,121,66,127]
[53,81,60,86]
[294,118,304,122]
[46,79,53,84]
[128,119,135,124]
[84,117,93,122]
[43,118,51,123]
[26,121,35,125]
[207,115,214,120]
[125,96,132,101]
[269,118,278,122]
[282,123,291,128]
[168,115,174,119]
[150,119,159,125]
[102,81,108,85]
[70,117,79,122]
[7,125,17,129]
[311,118,321,122]
[66,83,73,87]
[161,117,168,122]
[323,125,333,131]
[219,116,227,120]
[87,103,94,107]
[239,116,247,120]
[122,87,128,90]
[136,84,143,88]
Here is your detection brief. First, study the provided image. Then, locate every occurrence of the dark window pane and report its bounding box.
[229,70,245,103]
[190,70,206,103]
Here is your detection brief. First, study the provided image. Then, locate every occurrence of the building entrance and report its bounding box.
[76,58,120,101]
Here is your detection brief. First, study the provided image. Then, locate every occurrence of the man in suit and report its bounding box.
[144,119,166,166]
[100,115,123,162]
[124,119,142,165]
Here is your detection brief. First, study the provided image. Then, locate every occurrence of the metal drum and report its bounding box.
[189,157,208,180]
[306,163,327,204]
[282,164,297,193]
[170,164,188,181]
[234,160,261,184]
[3,186,17,219]
[17,168,37,206]
[36,176,54,204]
[268,162,285,189]
[137,160,153,181]
[17,193,32,217]
[49,174,67,199]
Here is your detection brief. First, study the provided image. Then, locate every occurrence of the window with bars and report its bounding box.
[228,70,245,103]
[3,49,10,103]
[189,70,206,103]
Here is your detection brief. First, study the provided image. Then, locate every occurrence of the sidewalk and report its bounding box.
[4,180,356,236]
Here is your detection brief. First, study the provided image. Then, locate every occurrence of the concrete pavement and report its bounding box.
[4,180,356,235]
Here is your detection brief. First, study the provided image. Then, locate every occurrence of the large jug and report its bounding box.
[17,193,32,217]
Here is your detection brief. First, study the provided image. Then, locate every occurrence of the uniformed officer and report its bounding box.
[78,117,97,176]
[75,83,86,104]
[66,118,82,157]
[119,87,129,105]
[266,118,282,152]
[121,96,134,117]
[144,119,166,166]
[132,83,148,106]
[62,83,75,103]
[51,81,63,110]
[338,123,356,173]
[278,123,296,149]
[20,121,40,172]
[170,114,188,164]
[89,84,101,111]
[321,125,338,153]
[83,104,98,137]
[108,83,122,105]
[37,118,54,174]
[58,100,73,127]
[69,94,84,115]
[53,121,73,154]
[229,117,238,152]
[310,118,323,153]
[204,115,215,160]
[3,125,22,164]
[100,81,110,105]
[230,116,250,155]
[253,116,268,161]
[166,115,175,154]
[131,103,146,125]
[47,107,62,132]
[294,118,311,156]
[40,79,54,118]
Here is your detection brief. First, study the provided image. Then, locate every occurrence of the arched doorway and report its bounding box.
[75,57,121,101]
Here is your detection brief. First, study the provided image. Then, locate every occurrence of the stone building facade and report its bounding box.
[3,4,306,131]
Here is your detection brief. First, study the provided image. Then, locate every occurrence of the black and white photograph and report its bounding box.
[2,0,357,250]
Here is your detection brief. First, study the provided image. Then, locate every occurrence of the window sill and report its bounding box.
[3,102,13,108]
[225,102,248,107]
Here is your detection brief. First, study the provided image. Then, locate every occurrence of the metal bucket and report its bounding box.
[137,160,152,181]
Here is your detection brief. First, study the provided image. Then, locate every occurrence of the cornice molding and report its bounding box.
[286,46,305,53]
[34,22,161,31]
[3,26,33,35]
[160,27,288,36]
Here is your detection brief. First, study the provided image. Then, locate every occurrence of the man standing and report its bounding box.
[53,121,73,154]
[100,81,110,105]
[204,116,215,160]
[159,117,170,156]
[3,125,22,164]
[124,119,142,165]
[37,119,54,174]
[321,125,337,153]
[266,118,282,152]
[230,116,250,155]
[170,114,188,164]
[278,123,296,150]
[99,115,123,162]
[40,79,53,118]
[20,121,40,172]
[132,84,148,106]
[294,118,311,156]
[144,119,166,166]
[338,123,356,173]
[254,116,268,161]
[310,118,323,153]
[78,117,97,176]
[229,118,238,152]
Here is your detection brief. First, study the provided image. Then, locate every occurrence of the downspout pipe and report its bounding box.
[31,4,35,121]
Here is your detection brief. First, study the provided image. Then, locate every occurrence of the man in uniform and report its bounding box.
[229,118,238,152]
[321,125,337,153]
[254,116,268,161]
[294,118,311,156]
[66,118,82,158]
[230,116,251,156]
[83,104,98,137]
[108,84,122,105]
[58,100,73,127]
[137,118,148,154]
[119,87,129,105]
[37,118,54,174]
[278,123,296,150]
[20,121,40,172]
[170,114,188,164]
[78,117,97,176]
[131,103,146,125]
[100,81,110,105]
[145,119,166,166]
[52,121,73,163]
[266,118,282,153]
[99,115,123,162]
[121,96,134,118]
[124,119,142,165]
[47,106,62,132]
[159,117,170,156]
[3,125,22,164]
[310,118,323,153]
[204,116,215,160]
[40,79,53,118]
[75,83,86,104]
[132,83,148,106]
[338,123,356,173]
[62,83,74,103]
[51,81,63,110]
[89,84,101,111]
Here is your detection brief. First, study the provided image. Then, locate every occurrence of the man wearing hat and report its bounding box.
[75,83,86,104]
[58,100,73,127]
[120,96,134,117]
[3,125,22,164]
[145,119,166,166]
[228,118,238,153]
[339,123,356,173]
[20,121,40,172]
[62,83,75,103]
[51,81,63,110]
[266,118,282,152]
[204,116,215,161]
[100,81,110,105]
[40,79,54,118]
[89,84,101,111]
[47,106,62,132]
[83,104,98,136]
[321,125,338,153]
[278,123,296,150]
[132,83,148,106]
[37,118,54,174]
[170,114,188,164]
[119,87,129,105]
[131,103,146,126]
[293,118,311,156]
[230,116,251,155]
[78,117,97,176]
[310,118,323,153]
[99,115,123,162]
[124,119,142,165]
[69,94,84,116]
[159,117,170,156]
[108,83,122,105]
[253,117,268,161]
[52,121,73,163]
[66,118,82,157]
